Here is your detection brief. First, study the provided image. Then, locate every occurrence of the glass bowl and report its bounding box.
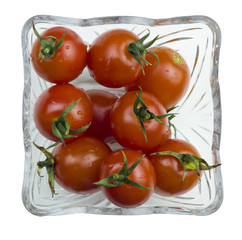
[21,15,223,216]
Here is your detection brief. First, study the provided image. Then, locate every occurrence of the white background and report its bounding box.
[1,0,240,239]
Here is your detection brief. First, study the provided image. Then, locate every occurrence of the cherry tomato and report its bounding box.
[31,25,87,84]
[98,149,156,208]
[52,136,111,194]
[34,84,93,143]
[85,90,118,140]
[110,90,170,153]
[126,46,190,110]
[87,29,144,88]
[149,139,201,196]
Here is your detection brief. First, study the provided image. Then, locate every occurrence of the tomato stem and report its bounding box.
[150,151,221,183]
[94,150,150,190]
[32,21,66,61]
[33,142,57,197]
[133,87,176,142]
[167,106,179,138]
[51,98,91,148]
[128,30,159,74]
[113,174,125,181]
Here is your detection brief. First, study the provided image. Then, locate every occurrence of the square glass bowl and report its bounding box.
[21,15,223,216]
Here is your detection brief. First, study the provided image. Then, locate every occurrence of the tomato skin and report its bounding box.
[34,84,93,142]
[52,136,111,194]
[85,90,118,140]
[150,139,201,196]
[99,149,156,208]
[127,46,190,110]
[31,27,87,84]
[110,90,169,153]
[87,29,143,88]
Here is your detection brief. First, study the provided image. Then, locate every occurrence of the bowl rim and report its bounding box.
[21,14,223,216]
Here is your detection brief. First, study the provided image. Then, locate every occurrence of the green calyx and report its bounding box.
[150,151,221,183]
[133,87,177,142]
[32,22,66,61]
[94,150,150,190]
[33,142,56,197]
[128,30,159,74]
[51,98,91,148]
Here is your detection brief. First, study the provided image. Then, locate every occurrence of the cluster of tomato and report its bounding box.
[31,23,219,208]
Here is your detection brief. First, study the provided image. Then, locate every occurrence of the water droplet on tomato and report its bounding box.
[66,45,70,49]
[77,111,82,115]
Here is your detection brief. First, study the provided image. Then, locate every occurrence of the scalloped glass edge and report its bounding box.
[21,15,223,216]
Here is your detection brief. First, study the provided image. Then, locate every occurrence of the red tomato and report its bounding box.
[52,136,111,194]
[110,90,170,153]
[31,25,87,84]
[126,46,190,110]
[98,149,156,208]
[150,139,201,196]
[34,84,93,143]
[87,29,143,88]
[85,90,118,140]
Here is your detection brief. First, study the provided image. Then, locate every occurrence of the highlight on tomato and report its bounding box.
[87,29,159,88]
[149,139,221,197]
[95,149,156,208]
[34,84,93,146]
[31,23,87,84]
[110,87,173,153]
[126,46,190,110]
[34,136,111,196]
[84,89,118,141]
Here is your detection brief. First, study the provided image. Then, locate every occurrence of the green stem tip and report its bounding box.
[150,151,221,183]
[133,87,177,142]
[32,21,66,61]
[167,106,179,138]
[128,30,159,74]
[51,98,91,148]
[33,142,57,197]
[94,150,150,190]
